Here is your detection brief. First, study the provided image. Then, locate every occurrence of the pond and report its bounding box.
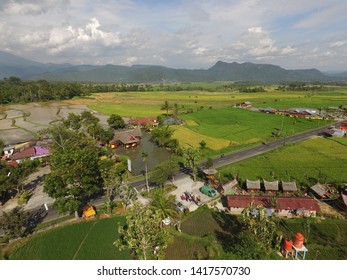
[116,131,171,176]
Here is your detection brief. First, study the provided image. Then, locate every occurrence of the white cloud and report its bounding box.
[0,1,346,70]
[3,0,69,15]
[232,26,296,58]
[330,41,346,48]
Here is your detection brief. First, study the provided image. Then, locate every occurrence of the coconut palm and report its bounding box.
[141,151,149,192]
[149,188,177,228]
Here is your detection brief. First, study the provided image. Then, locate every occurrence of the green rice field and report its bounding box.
[9,216,131,260]
[174,107,333,156]
[7,207,347,260]
[66,88,347,118]
[218,137,347,185]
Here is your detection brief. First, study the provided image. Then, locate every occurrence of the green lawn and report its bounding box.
[218,137,347,185]
[9,216,131,260]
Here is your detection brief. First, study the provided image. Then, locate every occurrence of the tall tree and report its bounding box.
[149,188,176,227]
[43,129,101,218]
[99,159,121,214]
[119,183,137,211]
[150,125,175,147]
[141,151,149,192]
[242,202,276,251]
[149,160,179,187]
[183,147,200,181]
[114,202,173,260]
[107,114,125,129]
[199,140,207,157]
[0,206,29,242]
[161,100,170,115]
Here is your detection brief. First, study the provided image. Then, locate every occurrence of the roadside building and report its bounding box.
[225,195,320,217]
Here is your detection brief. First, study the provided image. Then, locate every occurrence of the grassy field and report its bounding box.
[218,137,347,186]
[9,216,131,260]
[65,88,347,118]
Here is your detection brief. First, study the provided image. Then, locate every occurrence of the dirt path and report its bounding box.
[316,200,346,219]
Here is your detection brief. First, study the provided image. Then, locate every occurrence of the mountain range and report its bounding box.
[0,51,346,83]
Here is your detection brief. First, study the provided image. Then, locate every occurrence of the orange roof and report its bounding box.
[83,205,96,218]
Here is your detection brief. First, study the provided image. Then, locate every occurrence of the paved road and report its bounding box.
[21,121,340,224]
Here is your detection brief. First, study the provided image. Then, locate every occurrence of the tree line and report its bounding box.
[0,77,90,104]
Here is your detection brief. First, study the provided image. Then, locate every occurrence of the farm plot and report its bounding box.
[218,137,347,185]
[175,107,330,156]
[10,216,130,260]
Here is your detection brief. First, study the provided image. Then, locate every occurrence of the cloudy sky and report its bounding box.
[1,0,347,71]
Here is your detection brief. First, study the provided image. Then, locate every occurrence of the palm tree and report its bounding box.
[161,100,170,115]
[141,151,149,192]
[199,140,207,157]
[149,188,177,228]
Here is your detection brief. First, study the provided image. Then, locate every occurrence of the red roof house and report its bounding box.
[10,146,50,162]
[226,195,320,217]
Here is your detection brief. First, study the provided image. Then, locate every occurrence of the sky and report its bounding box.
[1,0,347,71]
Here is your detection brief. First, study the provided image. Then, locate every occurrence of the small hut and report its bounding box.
[246,179,261,192]
[83,204,96,219]
[310,182,328,199]
[263,180,279,193]
[281,181,297,193]
[202,168,218,186]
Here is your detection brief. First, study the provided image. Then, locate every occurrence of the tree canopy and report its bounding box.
[107,114,125,129]
[114,202,172,260]
[43,127,101,215]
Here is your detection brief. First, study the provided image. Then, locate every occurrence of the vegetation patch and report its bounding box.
[172,125,230,150]
[9,216,130,260]
[218,137,347,185]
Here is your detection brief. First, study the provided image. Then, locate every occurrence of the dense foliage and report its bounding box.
[0,77,89,104]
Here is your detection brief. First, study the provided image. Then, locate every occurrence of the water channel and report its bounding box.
[115,131,171,176]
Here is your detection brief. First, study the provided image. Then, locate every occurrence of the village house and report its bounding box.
[110,127,142,149]
[128,117,158,129]
[239,101,252,108]
[261,107,277,114]
[323,127,346,137]
[9,145,50,163]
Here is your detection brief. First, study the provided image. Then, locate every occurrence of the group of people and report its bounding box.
[181,191,201,205]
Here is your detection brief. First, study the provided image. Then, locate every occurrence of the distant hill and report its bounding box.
[0,50,343,82]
